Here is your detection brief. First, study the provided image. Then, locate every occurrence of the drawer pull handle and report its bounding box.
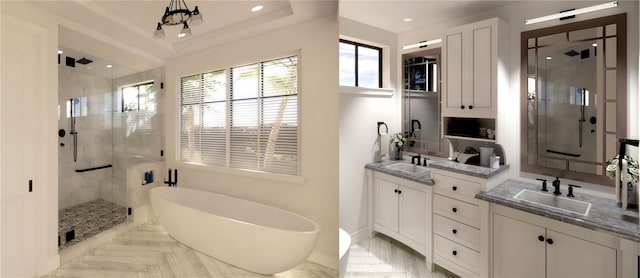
[394,189,398,193]
[452,229,457,234]
[546,238,554,245]
[538,235,544,242]
[452,186,457,191]
[452,250,458,256]
[452,207,458,213]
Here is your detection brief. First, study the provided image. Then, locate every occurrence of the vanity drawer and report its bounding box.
[433,214,480,251]
[434,234,480,274]
[433,173,481,204]
[434,194,480,228]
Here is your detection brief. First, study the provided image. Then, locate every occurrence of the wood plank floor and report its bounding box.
[44,222,338,278]
[344,234,459,278]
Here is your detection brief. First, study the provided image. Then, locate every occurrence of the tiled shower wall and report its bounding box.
[58,67,114,210]
[58,66,165,210]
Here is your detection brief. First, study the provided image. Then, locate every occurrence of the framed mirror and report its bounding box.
[403,48,447,156]
[521,13,627,185]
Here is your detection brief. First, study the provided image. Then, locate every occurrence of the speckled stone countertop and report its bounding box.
[428,158,509,179]
[365,159,434,185]
[476,180,640,242]
[365,155,509,185]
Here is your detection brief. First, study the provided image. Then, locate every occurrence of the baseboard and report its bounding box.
[37,254,60,276]
[307,249,338,271]
[350,226,370,245]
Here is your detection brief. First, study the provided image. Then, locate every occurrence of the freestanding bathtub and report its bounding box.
[150,186,319,275]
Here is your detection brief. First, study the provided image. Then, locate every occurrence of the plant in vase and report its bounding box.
[606,154,639,206]
[390,133,406,160]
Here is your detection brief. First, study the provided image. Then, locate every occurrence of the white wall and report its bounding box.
[338,18,400,242]
[399,0,639,196]
[164,15,339,269]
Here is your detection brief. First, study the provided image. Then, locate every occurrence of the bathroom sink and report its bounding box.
[513,189,591,216]
[385,163,428,174]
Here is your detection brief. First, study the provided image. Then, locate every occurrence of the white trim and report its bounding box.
[307,250,338,271]
[340,86,394,97]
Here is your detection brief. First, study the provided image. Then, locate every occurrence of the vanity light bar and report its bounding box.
[525,1,618,25]
[402,38,442,50]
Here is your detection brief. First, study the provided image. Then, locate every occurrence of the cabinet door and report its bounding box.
[493,214,545,278]
[398,185,428,245]
[471,26,492,109]
[374,178,398,232]
[445,31,463,110]
[546,230,616,278]
[1,19,40,277]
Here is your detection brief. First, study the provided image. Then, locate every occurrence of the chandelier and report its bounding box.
[154,0,203,39]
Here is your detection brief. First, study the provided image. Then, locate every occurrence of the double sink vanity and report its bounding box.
[366,156,640,278]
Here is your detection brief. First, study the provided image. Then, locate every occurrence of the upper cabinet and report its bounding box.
[442,18,508,120]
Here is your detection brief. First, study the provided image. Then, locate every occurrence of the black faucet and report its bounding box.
[411,154,422,166]
[536,178,548,192]
[567,184,581,198]
[552,177,561,195]
[164,168,178,187]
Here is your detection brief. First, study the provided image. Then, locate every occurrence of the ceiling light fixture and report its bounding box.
[251,5,263,12]
[58,50,63,54]
[402,38,442,50]
[106,65,113,68]
[525,1,618,25]
[403,18,413,22]
[546,56,552,60]
[154,0,203,39]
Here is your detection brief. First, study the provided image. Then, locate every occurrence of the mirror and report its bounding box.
[403,48,446,156]
[521,14,627,185]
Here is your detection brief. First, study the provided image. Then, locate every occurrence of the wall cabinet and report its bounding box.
[442,17,507,119]
[493,211,617,278]
[370,172,432,258]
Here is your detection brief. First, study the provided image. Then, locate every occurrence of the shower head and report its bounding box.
[76,57,93,65]
[564,50,579,57]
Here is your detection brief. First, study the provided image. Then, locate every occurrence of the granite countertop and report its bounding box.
[477,180,640,242]
[365,159,434,185]
[365,155,510,185]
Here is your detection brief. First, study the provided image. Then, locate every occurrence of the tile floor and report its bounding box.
[45,221,338,277]
[58,199,128,250]
[344,233,459,278]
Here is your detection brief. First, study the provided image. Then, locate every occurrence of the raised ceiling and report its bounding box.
[339,0,517,33]
[28,0,336,75]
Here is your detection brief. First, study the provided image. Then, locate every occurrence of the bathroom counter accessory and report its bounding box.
[476,180,640,243]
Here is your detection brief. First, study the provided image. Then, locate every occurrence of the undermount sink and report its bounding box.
[385,163,428,174]
[513,189,591,216]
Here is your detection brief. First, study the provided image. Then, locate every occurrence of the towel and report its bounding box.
[379,133,389,156]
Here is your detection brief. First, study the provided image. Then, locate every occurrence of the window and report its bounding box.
[339,39,382,88]
[179,55,299,175]
[122,82,156,112]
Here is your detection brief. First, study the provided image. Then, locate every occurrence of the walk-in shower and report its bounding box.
[57,46,164,250]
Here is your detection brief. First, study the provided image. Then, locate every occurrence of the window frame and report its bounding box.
[339,39,383,88]
[121,81,155,112]
[177,54,301,177]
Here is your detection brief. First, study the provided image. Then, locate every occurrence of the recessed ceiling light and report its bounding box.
[403,18,413,22]
[177,33,186,38]
[106,65,113,68]
[546,56,552,60]
[592,43,598,47]
[58,50,63,54]
[251,5,263,12]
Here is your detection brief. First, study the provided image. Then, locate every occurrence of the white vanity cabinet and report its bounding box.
[430,169,507,278]
[370,171,432,258]
[493,206,618,278]
[442,17,507,119]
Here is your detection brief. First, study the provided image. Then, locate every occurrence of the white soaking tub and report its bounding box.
[150,186,319,274]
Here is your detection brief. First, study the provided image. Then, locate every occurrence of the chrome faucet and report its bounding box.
[411,154,422,166]
[552,177,561,195]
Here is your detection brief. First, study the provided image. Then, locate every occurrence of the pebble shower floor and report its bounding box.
[58,199,127,250]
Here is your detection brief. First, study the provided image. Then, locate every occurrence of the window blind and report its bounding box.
[179,70,226,166]
[178,55,299,176]
[230,56,299,175]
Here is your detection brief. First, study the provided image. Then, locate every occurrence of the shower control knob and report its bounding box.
[452,250,458,256]
[452,207,458,213]
[58,129,66,138]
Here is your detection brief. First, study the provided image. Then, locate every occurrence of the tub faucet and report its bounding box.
[165,169,178,187]
[411,154,422,166]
